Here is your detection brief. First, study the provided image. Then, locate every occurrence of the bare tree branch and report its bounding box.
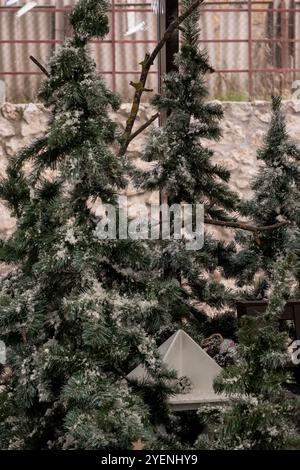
[146,215,288,235]
[204,217,289,233]
[119,0,204,156]
[128,113,159,144]
[29,55,50,78]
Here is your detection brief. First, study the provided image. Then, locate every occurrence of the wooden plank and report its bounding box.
[236,300,300,339]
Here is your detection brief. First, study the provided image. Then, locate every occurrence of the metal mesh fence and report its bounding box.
[199,1,300,100]
[1,1,300,102]
[0,0,159,102]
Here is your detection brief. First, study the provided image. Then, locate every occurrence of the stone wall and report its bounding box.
[1,100,300,243]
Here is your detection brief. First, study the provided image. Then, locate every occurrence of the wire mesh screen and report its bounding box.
[199,0,300,100]
[0,3,56,102]
[0,0,159,102]
[1,1,300,102]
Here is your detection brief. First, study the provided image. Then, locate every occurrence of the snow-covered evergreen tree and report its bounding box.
[233,96,300,295]
[0,0,175,450]
[196,254,300,450]
[137,0,238,339]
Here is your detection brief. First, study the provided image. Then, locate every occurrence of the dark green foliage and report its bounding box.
[0,0,177,450]
[70,0,110,44]
[2,0,297,451]
[233,97,300,292]
[136,0,238,339]
[196,255,300,450]
[138,0,237,215]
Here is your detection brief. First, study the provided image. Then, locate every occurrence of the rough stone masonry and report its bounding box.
[1,100,300,246]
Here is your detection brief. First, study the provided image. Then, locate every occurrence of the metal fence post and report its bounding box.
[158,0,179,92]
[158,0,179,238]
[280,0,288,93]
[248,0,253,101]
[111,0,116,91]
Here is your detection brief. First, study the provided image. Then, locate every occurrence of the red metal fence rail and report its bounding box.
[0,2,158,101]
[0,1,300,101]
[198,0,300,100]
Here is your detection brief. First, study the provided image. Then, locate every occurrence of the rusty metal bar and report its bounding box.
[4,38,300,44]
[280,0,289,93]
[0,39,157,44]
[198,38,300,43]
[210,68,300,73]
[5,37,300,44]
[248,0,253,101]
[0,71,158,76]
[111,0,116,91]
[0,7,154,13]
[2,69,299,76]
[195,8,300,13]
[1,5,300,13]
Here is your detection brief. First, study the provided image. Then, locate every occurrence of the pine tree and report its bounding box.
[136,0,238,340]
[0,0,176,450]
[233,96,300,294]
[196,254,300,450]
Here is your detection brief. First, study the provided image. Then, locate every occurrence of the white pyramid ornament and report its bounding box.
[127,330,228,411]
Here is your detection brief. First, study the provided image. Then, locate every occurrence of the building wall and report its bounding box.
[1,100,300,257]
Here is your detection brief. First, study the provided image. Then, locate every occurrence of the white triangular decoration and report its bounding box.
[127,330,228,411]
